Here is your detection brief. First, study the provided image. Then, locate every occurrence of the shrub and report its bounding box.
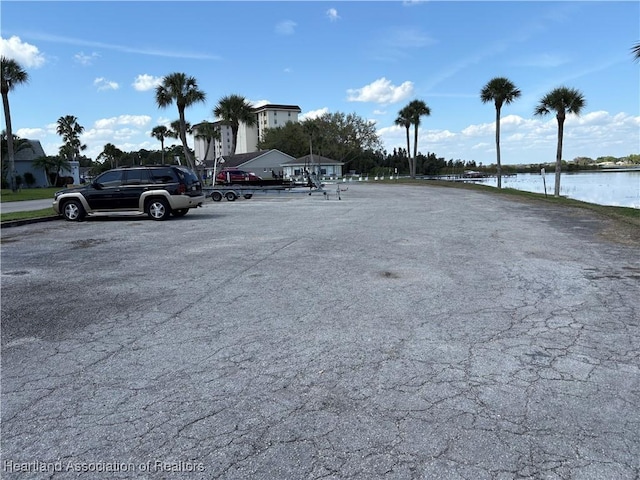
[23,172,36,187]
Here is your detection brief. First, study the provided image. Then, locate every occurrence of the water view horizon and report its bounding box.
[470,169,640,209]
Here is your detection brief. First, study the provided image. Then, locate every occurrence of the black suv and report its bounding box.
[53,165,205,221]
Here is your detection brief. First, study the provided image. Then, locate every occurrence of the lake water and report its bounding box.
[471,170,640,209]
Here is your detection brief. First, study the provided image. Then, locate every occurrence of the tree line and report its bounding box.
[3,42,640,194]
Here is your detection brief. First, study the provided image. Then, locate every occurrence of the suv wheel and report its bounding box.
[62,199,85,221]
[147,198,170,221]
[172,208,189,217]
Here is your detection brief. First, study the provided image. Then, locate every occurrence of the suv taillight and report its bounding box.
[178,184,186,194]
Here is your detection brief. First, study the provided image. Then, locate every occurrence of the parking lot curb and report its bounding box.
[1,215,61,228]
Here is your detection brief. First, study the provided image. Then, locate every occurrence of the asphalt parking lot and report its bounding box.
[1,183,639,479]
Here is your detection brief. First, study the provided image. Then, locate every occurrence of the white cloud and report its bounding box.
[378,110,640,165]
[74,51,99,66]
[347,77,414,105]
[373,109,387,115]
[326,8,340,21]
[0,35,45,68]
[132,74,162,92]
[94,77,119,91]
[250,99,270,108]
[300,108,329,121]
[15,127,46,139]
[94,115,151,129]
[275,20,297,35]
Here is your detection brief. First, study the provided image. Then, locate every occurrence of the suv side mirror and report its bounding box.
[92,181,103,190]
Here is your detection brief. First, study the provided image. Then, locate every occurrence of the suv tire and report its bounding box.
[147,198,170,221]
[62,199,85,221]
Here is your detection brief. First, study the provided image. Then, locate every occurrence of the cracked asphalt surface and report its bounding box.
[1,183,639,479]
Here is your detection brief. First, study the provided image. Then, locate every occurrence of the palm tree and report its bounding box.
[194,121,220,163]
[1,132,33,181]
[96,143,123,169]
[33,155,71,187]
[534,86,586,197]
[632,42,640,61]
[213,94,256,155]
[395,107,412,177]
[1,56,29,191]
[56,115,86,162]
[32,155,57,186]
[151,125,170,164]
[155,72,206,171]
[398,100,431,178]
[480,77,521,189]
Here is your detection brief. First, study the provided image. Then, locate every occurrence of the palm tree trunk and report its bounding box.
[554,116,565,197]
[161,139,165,165]
[412,125,419,179]
[495,106,502,189]
[2,92,17,192]
[178,108,195,170]
[405,127,411,177]
[231,126,239,155]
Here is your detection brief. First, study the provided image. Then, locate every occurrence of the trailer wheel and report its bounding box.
[211,191,223,202]
[243,194,253,199]
[225,191,237,201]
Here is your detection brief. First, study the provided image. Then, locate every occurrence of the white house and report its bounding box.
[282,154,344,181]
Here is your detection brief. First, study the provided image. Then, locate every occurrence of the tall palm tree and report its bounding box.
[56,115,86,162]
[155,72,205,171]
[1,56,29,191]
[480,77,521,189]
[151,125,170,164]
[400,100,431,178]
[395,106,412,176]
[534,86,586,197]
[213,94,256,155]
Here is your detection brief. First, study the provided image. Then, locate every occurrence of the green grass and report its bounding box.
[1,188,60,202]
[1,208,58,223]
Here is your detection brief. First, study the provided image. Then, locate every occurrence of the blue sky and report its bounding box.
[1,1,639,166]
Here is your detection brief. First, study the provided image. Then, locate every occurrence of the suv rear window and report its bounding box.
[175,166,199,184]
[150,168,178,184]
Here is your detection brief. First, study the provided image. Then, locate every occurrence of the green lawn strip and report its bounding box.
[1,188,60,202]
[1,208,58,223]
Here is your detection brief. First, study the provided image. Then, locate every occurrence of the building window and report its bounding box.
[274,119,277,124]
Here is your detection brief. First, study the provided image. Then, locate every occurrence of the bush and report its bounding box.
[23,172,36,187]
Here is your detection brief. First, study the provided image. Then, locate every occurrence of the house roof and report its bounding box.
[204,149,294,168]
[14,140,45,162]
[282,154,344,166]
[253,104,301,113]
